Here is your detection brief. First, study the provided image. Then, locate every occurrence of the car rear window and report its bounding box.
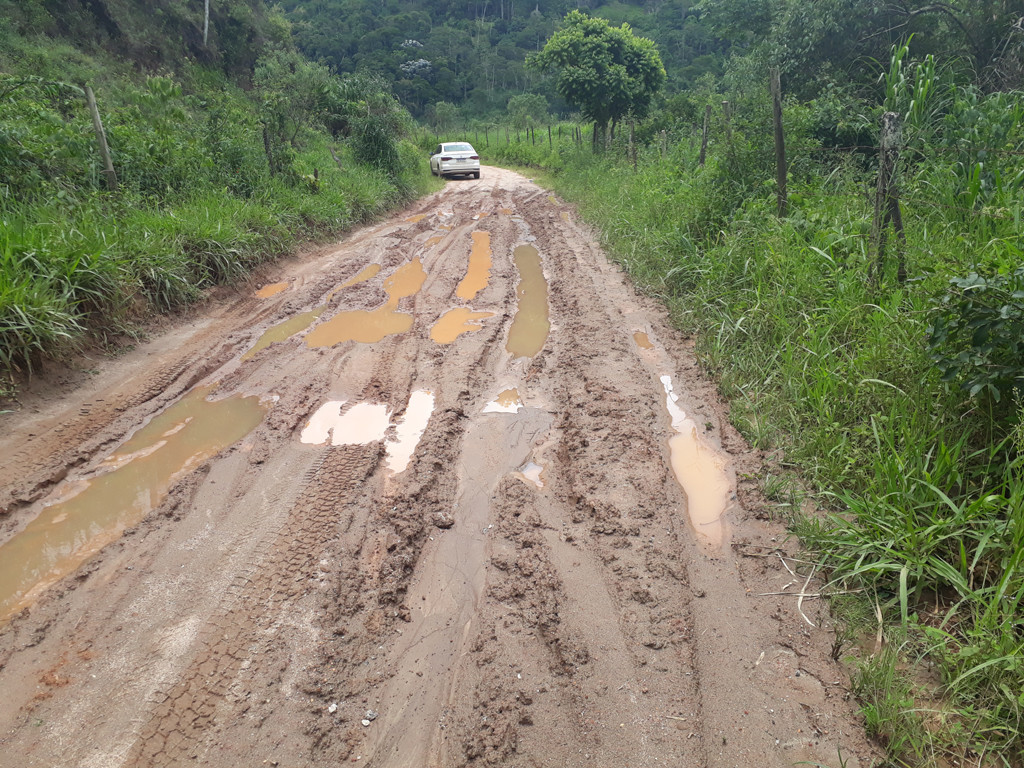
[444,144,474,152]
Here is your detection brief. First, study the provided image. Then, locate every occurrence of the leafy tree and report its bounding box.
[528,10,665,147]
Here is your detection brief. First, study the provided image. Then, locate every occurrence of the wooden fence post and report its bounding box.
[485,126,489,147]
[871,111,907,285]
[85,85,118,191]
[722,100,732,143]
[661,129,667,159]
[629,119,636,172]
[548,125,552,147]
[699,104,711,167]
[770,68,788,217]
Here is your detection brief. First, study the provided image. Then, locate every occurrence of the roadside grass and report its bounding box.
[0,141,434,375]
[525,132,1024,765]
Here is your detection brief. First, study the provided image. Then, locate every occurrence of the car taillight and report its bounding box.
[470,155,479,160]
[440,156,453,161]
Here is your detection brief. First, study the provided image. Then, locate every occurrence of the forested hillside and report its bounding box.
[280,0,731,117]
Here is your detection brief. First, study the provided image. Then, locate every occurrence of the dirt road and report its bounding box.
[0,168,876,768]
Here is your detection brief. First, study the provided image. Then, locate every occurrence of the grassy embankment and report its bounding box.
[463,65,1024,767]
[1,35,435,390]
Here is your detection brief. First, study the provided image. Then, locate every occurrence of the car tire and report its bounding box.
[473,172,480,179]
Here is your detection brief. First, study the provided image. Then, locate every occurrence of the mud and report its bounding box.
[0,168,878,768]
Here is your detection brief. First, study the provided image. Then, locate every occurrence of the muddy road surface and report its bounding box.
[0,168,876,768]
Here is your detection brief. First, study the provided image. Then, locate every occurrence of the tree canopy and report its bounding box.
[529,10,665,135]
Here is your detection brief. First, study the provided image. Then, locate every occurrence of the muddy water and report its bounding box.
[385,390,435,474]
[660,375,730,546]
[405,214,428,224]
[430,308,495,344]
[0,387,268,623]
[456,231,492,301]
[300,402,390,446]
[506,245,550,358]
[519,461,545,488]
[339,264,381,289]
[633,331,654,350]
[425,235,443,247]
[306,259,426,347]
[242,308,325,361]
[256,282,289,298]
[483,388,523,413]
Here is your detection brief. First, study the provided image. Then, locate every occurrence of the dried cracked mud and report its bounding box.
[0,168,878,768]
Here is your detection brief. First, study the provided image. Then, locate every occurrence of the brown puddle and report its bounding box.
[425,235,444,247]
[256,282,289,298]
[661,376,730,547]
[405,214,428,223]
[633,331,654,350]
[340,263,381,289]
[430,308,494,344]
[472,211,489,220]
[306,259,426,347]
[506,244,550,358]
[500,208,513,215]
[483,388,523,413]
[242,308,325,361]
[456,231,492,301]
[0,386,268,623]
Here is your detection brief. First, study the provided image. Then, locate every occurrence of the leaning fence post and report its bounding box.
[770,67,788,217]
[871,111,907,285]
[85,85,118,191]
[699,104,711,167]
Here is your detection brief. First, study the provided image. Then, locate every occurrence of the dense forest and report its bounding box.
[3,1,1024,765]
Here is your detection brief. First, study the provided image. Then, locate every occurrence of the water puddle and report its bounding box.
[457,231,492,301]
[306,259,426,347]
[430,308,495,344]
[405,214,427,223]
[483,388,523,414]
[501,208,513,215]
[256,282,288,298]
[385,390,435,474]
[548,195,558,205]
[425,235,444,247]
[560,211,570,222]
[472,212,489,220]
[0,387,269,623]
[300,401,390,445]
[340,263,381,289]
[519,461,545,488]
[242,308,325,361]
[506,244,550,358]
[634,331,654,350]
[660,376,730,547]
[300,392,435,474]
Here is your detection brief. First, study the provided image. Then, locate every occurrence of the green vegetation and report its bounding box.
[528,11,665,148]
[497,17,1024,764]
[1,3,432,377]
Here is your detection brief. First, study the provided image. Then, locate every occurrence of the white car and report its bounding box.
[430,142,481,179]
